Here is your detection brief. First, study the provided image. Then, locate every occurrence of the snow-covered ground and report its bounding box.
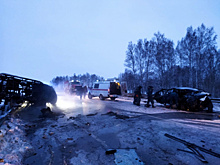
[0,93,220,164]
[213,103,220,112]
[0,118,33,164]
[115,96,220,113]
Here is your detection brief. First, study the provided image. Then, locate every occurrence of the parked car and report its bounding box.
[154,87,213,112]
[88,81,121,100]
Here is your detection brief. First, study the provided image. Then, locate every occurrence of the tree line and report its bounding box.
[51,73,105,89]
[51,24,220,97]
[120,24,220,97]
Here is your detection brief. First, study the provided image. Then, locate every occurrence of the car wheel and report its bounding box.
[99,94,105,100]
[88,93,92,99]
[110,97,116,100]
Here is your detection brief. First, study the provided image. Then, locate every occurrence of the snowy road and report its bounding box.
[0,93,220,165]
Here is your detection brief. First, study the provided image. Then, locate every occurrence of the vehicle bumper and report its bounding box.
[109,95,119,98]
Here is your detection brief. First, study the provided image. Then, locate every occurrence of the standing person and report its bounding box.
[83,86,88,99]
[169,89,179,109]
[145,86,155,108]
[133,86,142,106]
[78,86,83,100]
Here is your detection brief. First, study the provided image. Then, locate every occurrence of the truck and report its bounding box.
[64,80,82,95]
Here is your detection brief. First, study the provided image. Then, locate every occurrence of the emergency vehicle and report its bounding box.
[88,80,121,100]
[64,80,82,95]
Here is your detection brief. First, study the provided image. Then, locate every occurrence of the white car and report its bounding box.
[88,81,121,100]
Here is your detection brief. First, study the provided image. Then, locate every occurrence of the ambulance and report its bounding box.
[88,80,121,100]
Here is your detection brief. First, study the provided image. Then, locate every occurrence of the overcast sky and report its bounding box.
[1,0,220,84]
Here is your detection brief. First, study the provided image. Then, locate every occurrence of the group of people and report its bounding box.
[133,85,155,108]
[77,86,88,100]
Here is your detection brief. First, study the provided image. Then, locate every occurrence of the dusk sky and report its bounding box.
[1,0,220,84]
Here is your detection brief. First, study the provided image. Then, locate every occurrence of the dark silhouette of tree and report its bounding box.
[124,41,136,75]
[123,24,220,97]
[135,39,145,87]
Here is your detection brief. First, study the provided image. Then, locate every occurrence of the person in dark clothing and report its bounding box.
[77,86,83,100]
[169,89,179,109]
[133,86,142,106]
[83,86,88,99]
[145,86,155,108]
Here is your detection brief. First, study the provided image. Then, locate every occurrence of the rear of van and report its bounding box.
[109,82,121,100]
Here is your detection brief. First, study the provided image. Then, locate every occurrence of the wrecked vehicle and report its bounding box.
[0,73,57,106]
[154,87,213,112]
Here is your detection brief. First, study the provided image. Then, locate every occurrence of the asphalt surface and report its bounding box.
[1,95,220,165]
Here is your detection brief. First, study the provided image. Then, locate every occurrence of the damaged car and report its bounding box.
[154,87,213,113]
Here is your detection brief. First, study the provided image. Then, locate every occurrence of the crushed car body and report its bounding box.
[0,73,57,106]
[154,87,213,112]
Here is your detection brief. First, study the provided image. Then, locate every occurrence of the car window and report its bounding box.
[94,84,99,89]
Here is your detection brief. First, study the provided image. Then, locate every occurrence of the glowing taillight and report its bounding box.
[108,89,110,93]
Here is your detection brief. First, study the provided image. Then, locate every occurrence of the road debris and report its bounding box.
[49,132,54,136]
[165,133,220,162]
[105,149,117,155]
[103,111,130,119]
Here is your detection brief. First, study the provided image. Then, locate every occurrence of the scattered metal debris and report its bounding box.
[165,133,220,162]
[86,112,98,116]
[105,149,117,155]
[103,111,130,119]
[177,148,207,163]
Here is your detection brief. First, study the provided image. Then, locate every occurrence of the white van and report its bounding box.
[88,81,121,100]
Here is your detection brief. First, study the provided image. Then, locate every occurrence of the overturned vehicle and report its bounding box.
[0,73,57,107]
[154,87,213,113]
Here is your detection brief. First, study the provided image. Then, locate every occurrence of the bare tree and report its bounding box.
[124,41,136,75]
[135,39,145,86]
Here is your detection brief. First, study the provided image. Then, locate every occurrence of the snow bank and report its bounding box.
[0,118,32,165]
